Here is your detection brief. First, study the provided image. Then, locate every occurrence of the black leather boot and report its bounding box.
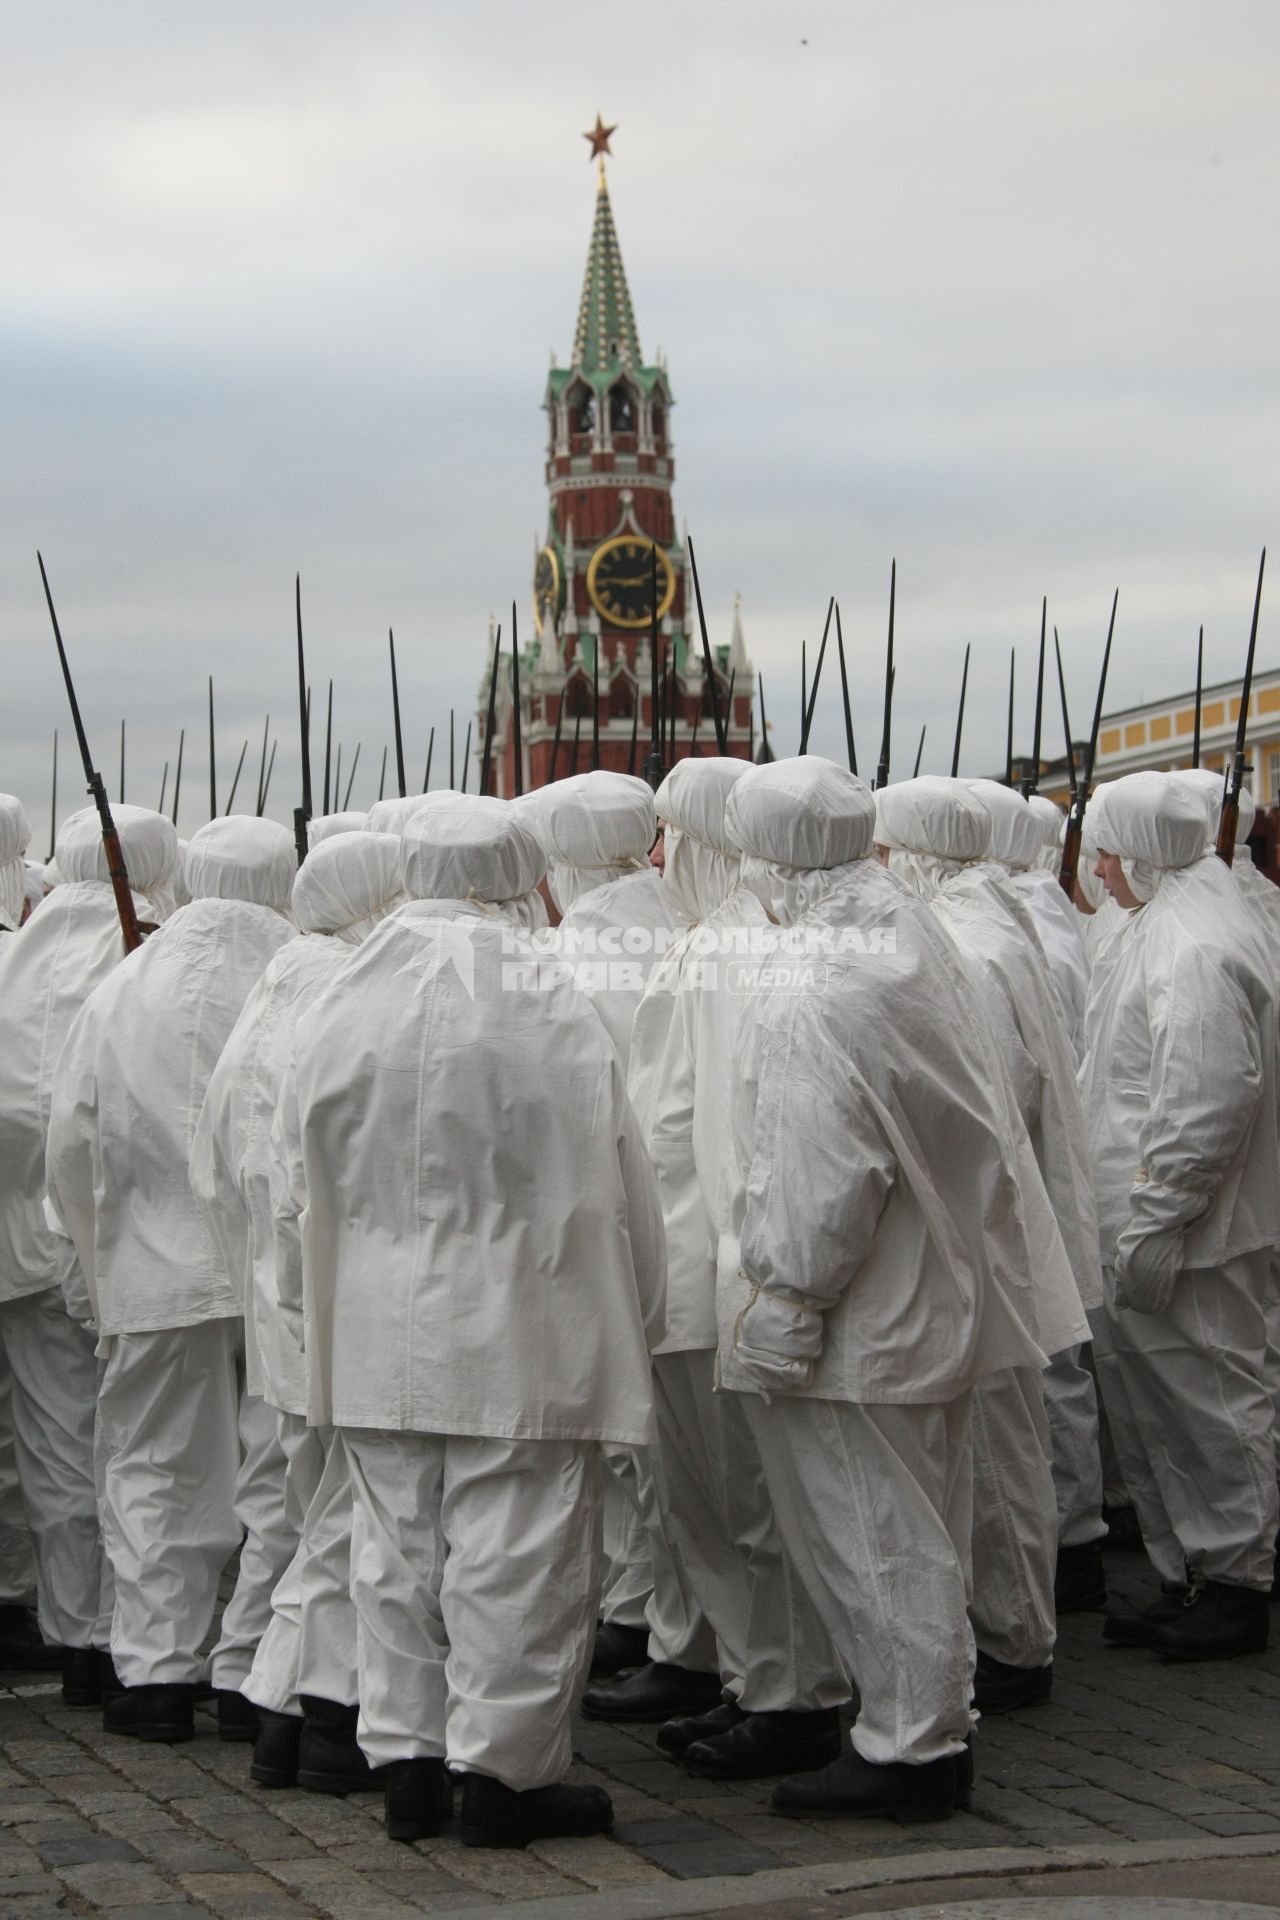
[384,1758,453,1842]
[217,1690,259,1743]
[61,1647,102,1707]
[1103,1582,1188,1647]
[297,1695,384,1794]
[1150,1579,1269,1661]
[98,1651,125,1701]
[1054,1541,1107,1613]
[0,1604,62,1672]
[581,1662,724,1722]
[588,1620,649,1678]
[251,1710,303,1788]
[458,1773,613,1849]
[656,1698,746,1759]
[972,1651,1052,1713]
[103,1683,195,1743]
[772,1747,957,1823]
[684,1707,842,1780]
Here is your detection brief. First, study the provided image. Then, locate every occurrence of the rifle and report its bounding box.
[461,719,473,795]
[119,719,126,804]
[875,560,895,789]
[1058,588,1118,901]
[686,536,727,753]
[421,730,434,795]
[449,710,455,790]
[37,552,142,952]
[1004,649,1015,786]
[1216,548,1266,867]
[949,643,970,778]
[1019,601,1046,797]
[158,760,168,818]
[343,742,360,810]
[799,598,834,754]
[377,745,387,803]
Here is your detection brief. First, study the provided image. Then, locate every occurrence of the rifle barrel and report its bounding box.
[35,552,142,952]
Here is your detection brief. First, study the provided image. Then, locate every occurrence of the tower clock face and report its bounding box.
[532,545,561,634]
[586,535,677,630]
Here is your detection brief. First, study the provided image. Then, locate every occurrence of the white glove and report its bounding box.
[1113,1225,1184,1316]
[733,1283,824,1393]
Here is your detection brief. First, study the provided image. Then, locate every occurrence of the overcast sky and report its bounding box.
[4,0,1278,840]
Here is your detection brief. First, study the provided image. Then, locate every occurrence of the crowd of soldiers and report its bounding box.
[0,749,1275,1850]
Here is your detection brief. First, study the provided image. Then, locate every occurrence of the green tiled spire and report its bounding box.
[572,164,642,373]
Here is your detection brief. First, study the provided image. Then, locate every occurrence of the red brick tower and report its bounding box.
[482,124,755,796]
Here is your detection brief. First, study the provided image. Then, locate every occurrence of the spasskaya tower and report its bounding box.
[485,119,754,795]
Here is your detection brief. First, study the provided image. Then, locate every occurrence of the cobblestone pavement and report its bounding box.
[0,1552,1277,1920]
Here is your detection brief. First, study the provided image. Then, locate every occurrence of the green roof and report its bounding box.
[573,168,642,374]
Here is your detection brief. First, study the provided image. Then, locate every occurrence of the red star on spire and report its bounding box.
[583,114,617,162]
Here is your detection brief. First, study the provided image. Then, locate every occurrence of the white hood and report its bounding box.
[293,831,404,945]
[0,794,31,932]
[654,757,749,923]
[534,770,655,914]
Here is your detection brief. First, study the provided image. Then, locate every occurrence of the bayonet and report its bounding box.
[343,742,360,811]
[255,714,271,815]
[119,719,126,804]
[511,605,523,797]
[1192,625,1203,769]
[949,642,970,778]
[1058,588,1118,900]
[875,560,895,789]
[800,598,834,754]
[479,625,501,796]
[1004,649,1015,787]
[591,632,600,770]
[1217,548,1265,866]
[389,630,406,798]
[835,604,857,776]
[461,719,473,795]
[913,724,927,778]
[208,677,217,820]
[224,740,249,813]
[294,575,312,865]
[1020,601,1046,797]
[158,760,168,818]
[757,671,773,764]
[642,545,663,791]
[322,680,334,815]
[172,729,184,829]
[47,729,58,861]
[1053,628,1077,800]
[260,739,277,814]
[548,690,565,784]
[421,730,433,795]
[686,536,727,753]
